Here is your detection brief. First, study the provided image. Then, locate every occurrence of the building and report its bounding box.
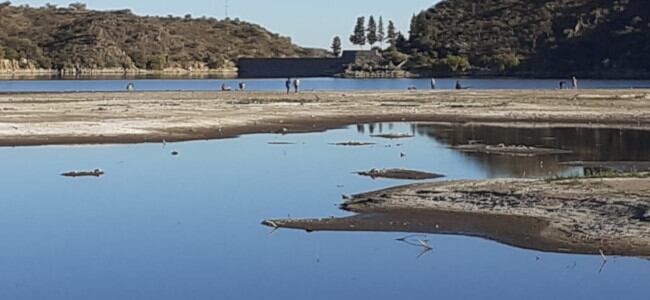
[237,50,382,78]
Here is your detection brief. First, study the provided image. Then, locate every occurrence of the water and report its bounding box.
[0,123,648,299]
[1,77,650,92]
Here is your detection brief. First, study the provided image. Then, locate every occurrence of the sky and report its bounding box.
[11,0,439,49]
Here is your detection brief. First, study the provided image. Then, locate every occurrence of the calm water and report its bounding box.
[0,123,649,299]
[1,77,650,92]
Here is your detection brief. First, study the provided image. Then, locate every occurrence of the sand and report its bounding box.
[0,89,649,146]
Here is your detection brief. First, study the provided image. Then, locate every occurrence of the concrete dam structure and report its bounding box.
[238,51,381,78]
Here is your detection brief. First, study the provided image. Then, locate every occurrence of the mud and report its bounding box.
[264,174,650,257]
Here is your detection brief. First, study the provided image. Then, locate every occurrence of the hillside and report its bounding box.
[0,2,322,74]
[405,0,650,78]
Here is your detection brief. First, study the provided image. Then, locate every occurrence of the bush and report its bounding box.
[146,56,166,70]
[445,55,471,72]
[491,52,520,71]
[383,49,408,66]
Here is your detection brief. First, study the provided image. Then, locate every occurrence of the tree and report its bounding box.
[366,16,378,47]
[68,2,87,11]
[386,20,397,48]
[377,17,385,48]
[349,17,366,48]
[395,32,408,52]
[331,36,342,57]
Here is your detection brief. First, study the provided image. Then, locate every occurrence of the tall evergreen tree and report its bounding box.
[331,36,342,57]
[349,16,366,48]
[386,20,397,48]
[377,17,385,48]
[395,32,408,52]
[367,16,378,47]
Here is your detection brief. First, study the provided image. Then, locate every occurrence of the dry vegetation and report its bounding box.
[0,2,325,73]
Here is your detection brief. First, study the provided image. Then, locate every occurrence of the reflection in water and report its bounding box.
[1,122,650,299]
[357,123,650,178]
[265,123,650,258]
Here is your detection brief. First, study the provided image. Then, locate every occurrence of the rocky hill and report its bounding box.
[0,2,322,75]
[405,0,650,78]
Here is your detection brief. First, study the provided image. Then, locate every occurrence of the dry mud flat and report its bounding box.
[1,89,650,146]
[264,175,650,257]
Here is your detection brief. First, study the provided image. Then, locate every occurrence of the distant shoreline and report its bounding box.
[2,72,650,81]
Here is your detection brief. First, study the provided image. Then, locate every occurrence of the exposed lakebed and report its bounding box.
[1,123,649,299]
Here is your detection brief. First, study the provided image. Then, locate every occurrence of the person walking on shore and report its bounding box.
[430,78,436,90]
[285,78,292,94]
[293,78,301,94]
[572,76,579,89]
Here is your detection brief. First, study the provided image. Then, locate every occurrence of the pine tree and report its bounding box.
[377,17,385,48]
[386,20,397,48]
[349,17,366,48]
[331,36,342,57]
[367,16,378,47]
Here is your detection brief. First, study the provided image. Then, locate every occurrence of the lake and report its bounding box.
[1,77,650,92]
[0,123,648,299]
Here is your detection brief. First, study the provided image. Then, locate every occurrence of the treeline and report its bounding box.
[0,1,320,72]
[402,0,650,77]
[330,16,408,56]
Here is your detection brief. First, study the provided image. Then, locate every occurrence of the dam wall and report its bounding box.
[238,51,379,78]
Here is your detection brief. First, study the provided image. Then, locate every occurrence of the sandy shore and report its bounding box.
[265,175,650,257]
[0,89,649,146]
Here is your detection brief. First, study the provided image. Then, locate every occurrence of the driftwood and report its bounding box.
[370,133,415,139]
[329,141,376,146]
[61,169,104,177]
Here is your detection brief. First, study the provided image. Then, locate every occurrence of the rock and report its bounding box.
[357,168,445,180]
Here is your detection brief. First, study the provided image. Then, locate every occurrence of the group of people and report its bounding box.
[216,76,580,92]
[218,78,301,93]
[285,78,301,94]
[221,82,247,91]
[559,76,579,89]
[429,78,465,90]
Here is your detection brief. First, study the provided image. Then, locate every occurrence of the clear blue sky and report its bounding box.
[12,0,439,49]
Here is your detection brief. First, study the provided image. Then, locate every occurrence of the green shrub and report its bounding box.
[445,55,471,72]
[383,49,408,66]
[492,52,520,71]
[146,56,166,70]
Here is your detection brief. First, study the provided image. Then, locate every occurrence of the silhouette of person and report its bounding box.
[293,78,301,93]
[285,78,292,94]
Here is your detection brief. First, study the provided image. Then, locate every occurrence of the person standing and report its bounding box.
[455,80,462,90]
[293,78,301,94]
[430,78,436,90]
[572,76,579,89]
[285,78,292,94]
